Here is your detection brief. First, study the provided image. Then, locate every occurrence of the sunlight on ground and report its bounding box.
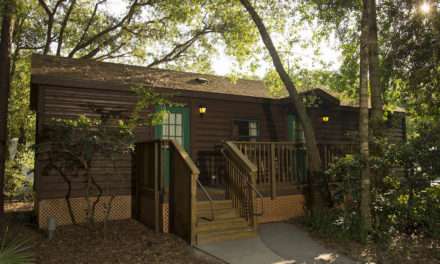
[273,260,296,264]
[314,253,337,262]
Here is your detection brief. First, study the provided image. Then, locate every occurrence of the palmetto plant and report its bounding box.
[0,227,34,264]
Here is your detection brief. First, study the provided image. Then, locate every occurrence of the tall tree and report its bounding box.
[368,0,384,134]
[359,0,372,231]
[239,0,329,208]
[0,0,14,215]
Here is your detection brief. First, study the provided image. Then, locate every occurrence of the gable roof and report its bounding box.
[31,54,274,99]
[32,55,405,112]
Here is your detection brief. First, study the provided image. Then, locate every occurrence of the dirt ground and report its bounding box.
[0,212,219,264]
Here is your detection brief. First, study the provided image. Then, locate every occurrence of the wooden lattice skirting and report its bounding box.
[37,195,131,229]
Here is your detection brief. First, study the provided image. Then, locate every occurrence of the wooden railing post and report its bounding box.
[250,170,257,230]
[270,143,277,199]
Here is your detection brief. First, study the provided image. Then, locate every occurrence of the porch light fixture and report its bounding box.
[199,105,207,116]
[322,116,330,123]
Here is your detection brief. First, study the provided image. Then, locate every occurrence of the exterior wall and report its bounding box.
[33,82,405,229]
[37,195,131,229]
[256,194,305,223]
[308,106,406,144]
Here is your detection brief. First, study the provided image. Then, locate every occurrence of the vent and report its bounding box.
[194,77,209,84]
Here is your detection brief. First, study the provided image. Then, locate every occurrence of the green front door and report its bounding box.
[155,107,190,188]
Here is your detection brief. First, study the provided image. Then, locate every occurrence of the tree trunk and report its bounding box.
[368,0,384,134]
[0,0,13,215]
[239,0,329,208]
[359,0,372,232]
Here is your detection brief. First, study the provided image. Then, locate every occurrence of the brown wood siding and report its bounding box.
[37,85,153,200]
[34,84,405,201]
[188,97,289,165]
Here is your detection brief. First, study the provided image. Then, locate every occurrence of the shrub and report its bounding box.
[4,149,34,202]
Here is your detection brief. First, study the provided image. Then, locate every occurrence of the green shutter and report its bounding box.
[288,114,296,141]
[288,114,307,183]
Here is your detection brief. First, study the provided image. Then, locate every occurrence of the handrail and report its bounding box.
[196,179,215,221]
[224,141,257,173]
[222,141,261,229]
[168,139,200,175]
[245,179,264,216]
[222,148,264,217]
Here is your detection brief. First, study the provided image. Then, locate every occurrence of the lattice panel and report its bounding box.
[38,195,131,229]
[162,203,169,233]
[256,194,305,223]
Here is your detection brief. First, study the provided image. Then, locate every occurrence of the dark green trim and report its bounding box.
[154,106,190,151]
[288,114,307,183]
[287,114,296,141]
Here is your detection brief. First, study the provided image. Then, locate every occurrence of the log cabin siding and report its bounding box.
[33,83,405,201]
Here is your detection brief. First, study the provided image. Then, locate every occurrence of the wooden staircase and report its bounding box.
[196,200,256,244]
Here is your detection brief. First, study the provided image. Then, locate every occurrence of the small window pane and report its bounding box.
[176,114,182,125]
[170,113,175,124]
[170,126,175,136]
[176,126,182,136]
[176,137,183,145]
[163,125,169,136]
[250,128,257,137]
[249,121,257,129]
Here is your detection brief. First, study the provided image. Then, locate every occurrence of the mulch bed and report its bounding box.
[1,214,219,264]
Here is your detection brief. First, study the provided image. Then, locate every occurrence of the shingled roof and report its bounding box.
[31,54,276,99]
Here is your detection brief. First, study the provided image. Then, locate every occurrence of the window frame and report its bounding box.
[232,119,260,141]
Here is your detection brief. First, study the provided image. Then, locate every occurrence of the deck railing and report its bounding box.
[231,141,307,198]
[221,141,259,230]
[318,143,358,171]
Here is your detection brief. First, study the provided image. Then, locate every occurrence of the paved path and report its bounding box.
[259,223,356,264]
[196,222,357,264]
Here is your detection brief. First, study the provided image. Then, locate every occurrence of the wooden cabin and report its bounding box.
[30,54,406,244]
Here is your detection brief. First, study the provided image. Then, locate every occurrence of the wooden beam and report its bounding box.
[270,143,276,199]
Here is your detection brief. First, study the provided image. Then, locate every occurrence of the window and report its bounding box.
[233,120,259,141]
[162,112,183,145]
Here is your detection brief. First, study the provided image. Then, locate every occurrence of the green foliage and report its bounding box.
[316,124,440,244]
[0,228,34,264]
[305,155,368,243]
[4,150,33,201]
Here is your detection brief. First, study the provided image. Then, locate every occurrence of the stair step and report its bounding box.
[197,200,233,210]
[197,217,249,232]
[197,207,238,219]
[197,227,257,244]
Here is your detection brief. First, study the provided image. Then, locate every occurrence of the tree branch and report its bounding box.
[76,0,107,52]
[68,0,151,58]
[146,28,214,68]
[38,0,66,55]
[57,0,77,56]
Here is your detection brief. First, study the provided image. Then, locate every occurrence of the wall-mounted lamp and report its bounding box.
[322,116,330,123]
[199,105,207,117]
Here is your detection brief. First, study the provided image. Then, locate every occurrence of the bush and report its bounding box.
[4,148,34,202]
[307,125,440,243]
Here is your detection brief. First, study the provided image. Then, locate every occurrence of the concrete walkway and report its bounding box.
[196,222,357,264]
